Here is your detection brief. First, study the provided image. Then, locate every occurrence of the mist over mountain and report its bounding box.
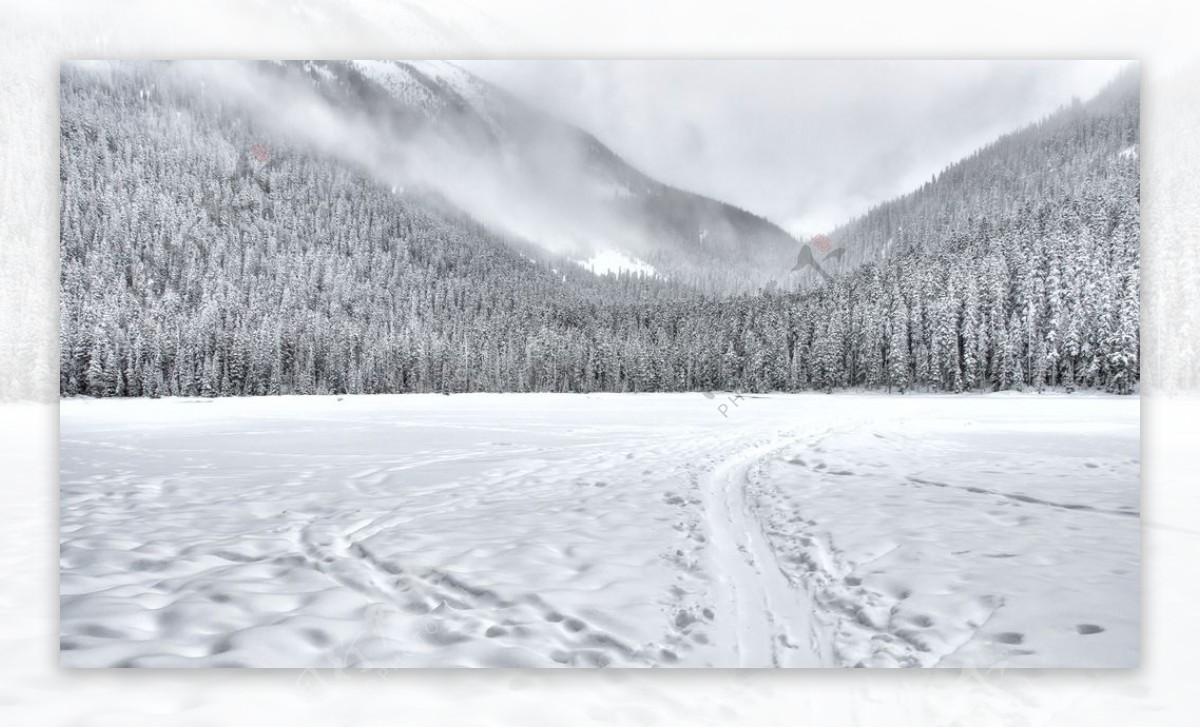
[57,50,1144,677]
[816,67,1140,274]
[59,62,1138,398]
[172,60,800,288]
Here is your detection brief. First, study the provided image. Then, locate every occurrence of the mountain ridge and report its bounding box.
[818,66,1139,276]
[261,59,802,288]
[58,61,1139,398]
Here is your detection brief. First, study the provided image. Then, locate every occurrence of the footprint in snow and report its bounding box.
[994,632,1025,645]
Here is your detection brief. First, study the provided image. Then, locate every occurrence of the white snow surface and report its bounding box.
[59,393,1138,668]
[579,250,656,277]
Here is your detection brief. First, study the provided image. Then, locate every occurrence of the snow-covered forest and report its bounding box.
[57,60,1142,671]
[58,63,1139,398]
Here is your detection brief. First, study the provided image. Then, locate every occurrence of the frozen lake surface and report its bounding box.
[59,393,1139,668]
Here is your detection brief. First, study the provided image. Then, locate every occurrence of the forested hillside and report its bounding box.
[247,60,800,289]
[822,68,1140,271]
[59,63,1139,397]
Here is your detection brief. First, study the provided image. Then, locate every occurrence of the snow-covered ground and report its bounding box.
[59,393,1138,668]
[579,249,657,277]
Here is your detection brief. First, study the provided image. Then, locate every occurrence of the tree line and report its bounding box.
[59,64,1139,398]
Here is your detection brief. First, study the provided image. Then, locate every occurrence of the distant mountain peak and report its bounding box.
[257,59,802,290]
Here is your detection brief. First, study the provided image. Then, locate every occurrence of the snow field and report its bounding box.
[59,393,1138,668]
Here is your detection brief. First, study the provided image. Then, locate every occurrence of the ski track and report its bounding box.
[703,436,827,667]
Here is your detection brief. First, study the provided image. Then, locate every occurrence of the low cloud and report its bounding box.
[462,60,1131,236]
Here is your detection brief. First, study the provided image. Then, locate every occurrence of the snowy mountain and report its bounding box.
[243,60,799,287]
[820,67,1140,272]
[59,62,1138,398]
[56,60,1142,676]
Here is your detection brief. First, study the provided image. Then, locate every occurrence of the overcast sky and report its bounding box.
[460,60,1130,236]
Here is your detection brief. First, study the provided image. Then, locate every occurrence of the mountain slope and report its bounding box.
[240,59,800,288]
[816,67,1139,276]
[59,62,1138,398]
